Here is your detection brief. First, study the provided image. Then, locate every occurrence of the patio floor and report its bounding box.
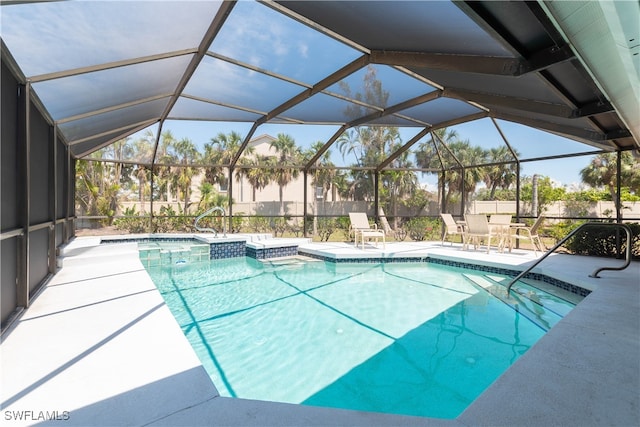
[1,237,638,426]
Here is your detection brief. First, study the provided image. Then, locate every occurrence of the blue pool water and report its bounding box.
[144,256,577,419]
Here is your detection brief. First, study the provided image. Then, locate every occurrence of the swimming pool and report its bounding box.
[144,256,578,419]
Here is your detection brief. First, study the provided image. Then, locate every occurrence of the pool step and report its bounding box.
[462,273,565,331]
[139,244,211,267]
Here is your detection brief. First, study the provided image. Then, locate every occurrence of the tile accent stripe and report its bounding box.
[247,246,299,260]
[106,238,589,298]
[297,250,591,298]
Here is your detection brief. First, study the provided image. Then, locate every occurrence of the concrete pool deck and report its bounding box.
[1,237,638,426]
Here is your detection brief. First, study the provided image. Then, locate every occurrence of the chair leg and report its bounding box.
[526,231,537,256]
[533,235,544,255]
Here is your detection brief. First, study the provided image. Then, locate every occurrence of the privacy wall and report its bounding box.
[1,58,74,331]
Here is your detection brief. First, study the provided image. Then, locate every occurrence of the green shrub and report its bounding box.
[270,217,288,237]
[336,216,351,241]
[247,216,270,233]
[317,217,337,242]
[564,222,640,259]
[394,228,408,241]
[405,217,439,241]
[230,214,244,233]
[113,206,145,233]
[288,218,304,237]
[546,220,583,244]
[114,215,148,233]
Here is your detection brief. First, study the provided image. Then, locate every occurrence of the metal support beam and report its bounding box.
[522,44,575,74]
[571,100,614,118]
[378,127,431,171]
[149,120,166,232]
[444,88,573,117]
[29,49,198,84]
[230,122,260,169]
[445,88,614,120]
[65,142,72,241]
[303,171,308,238]
[265,55,369,123]
[304,125,348,172]
[17,83,30,308]
[374,171,380,225]
[158,1,236,126]
[492,112,618,149]
[440,171,447,213]
[49,125,57,274]
[370,50,522,76]
[227,166,234,227]
[370,44,573,76]
[461,167,466,216]
[616,151,622,222]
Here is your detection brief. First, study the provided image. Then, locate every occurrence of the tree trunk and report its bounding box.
[279,185,285,216]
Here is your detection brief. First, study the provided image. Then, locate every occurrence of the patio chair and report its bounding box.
[489,214,513,251]
[489,214,513,225]
[463,214,498,253]
[349,212,385,250]
[440,213,464,246]
[511,216,546,255]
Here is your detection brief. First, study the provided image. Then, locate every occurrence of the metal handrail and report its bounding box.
[506,222,633,294]
[194,206,226,237]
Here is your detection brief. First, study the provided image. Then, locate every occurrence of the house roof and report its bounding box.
[1,0,638,170]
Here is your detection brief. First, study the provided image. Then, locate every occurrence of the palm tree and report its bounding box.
[416,128,456,211]
[132,136,154,211]
[580,151,639,215]
[237,154,274,202]
[304,141,340,234]
[197,181,229,211]
[305,141,338,201]
[448,141,486,207]
[75,156,122,225]
[482,146,518,200]
[75,159,101,217]
[153,130,177,202]
[382,146,419,230]
[269,133,302,215]
[203,131,252,188]
[333,172,352,201]
[171,137,201,214]
[337,128,369,166]
[337,126,401,202]
[416,129,486,212]
[335,67,404,205]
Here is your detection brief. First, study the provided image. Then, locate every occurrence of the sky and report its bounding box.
[144,118,599,190]
[1,0,605,190]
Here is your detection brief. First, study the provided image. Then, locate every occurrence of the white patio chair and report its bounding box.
[440,213,464,246]
[511,216,546,255]
[464,214,498,253]
[349,212,385,250]
[489,214,513,251]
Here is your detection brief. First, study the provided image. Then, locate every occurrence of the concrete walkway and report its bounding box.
[1,237,638,426]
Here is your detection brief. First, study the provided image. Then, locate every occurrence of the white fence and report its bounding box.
[119,200,640,220]
[464,201,640,219]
